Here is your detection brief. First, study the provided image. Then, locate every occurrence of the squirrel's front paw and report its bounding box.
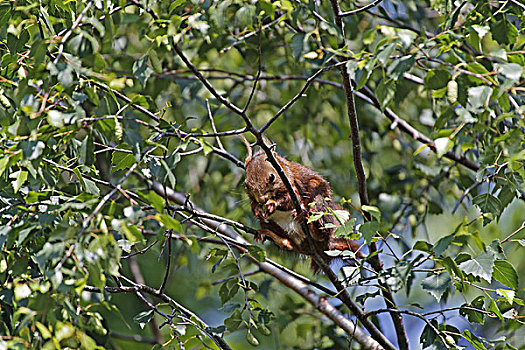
[254,229,268,243]
[265,199,277,216]
[292,207,309,222]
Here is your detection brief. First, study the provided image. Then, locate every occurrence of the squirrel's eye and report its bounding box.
[269,173,275,183]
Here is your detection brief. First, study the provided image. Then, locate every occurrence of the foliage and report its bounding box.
[0,0,524,349]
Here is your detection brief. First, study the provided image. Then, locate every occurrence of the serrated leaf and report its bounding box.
[132,55,153,87]
[490,17,518,45]
[421,273,451,302]
[458,252,495,282]
[112,151,136,172]
[460,296,485,324]
[133,310,154,329]
[424,69,451,89]
[496,289,515,304]
[462,329,486,350]
[492,260,518,290]
[472,194,502,217]
[359,221,379,244]
[387,55,414,80]
[434,234,454,256]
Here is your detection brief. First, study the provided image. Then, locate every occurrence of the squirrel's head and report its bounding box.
[242,136,288,215]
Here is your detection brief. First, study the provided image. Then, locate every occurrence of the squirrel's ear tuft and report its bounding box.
[241,135,253,166]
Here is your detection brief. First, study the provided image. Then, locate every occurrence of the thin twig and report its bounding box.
[242,21,263,113]
[339,0,385,17]
[221,14,286,53]
[501,221,525,244]
[54,1,94,64]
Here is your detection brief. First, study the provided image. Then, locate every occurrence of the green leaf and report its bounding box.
[496,289,515,304]
[20,141,45,161]
[472,194,502,218]
[219,280,240,305]
[434,137,453,158]
[121,224,144,243]
[112,151,137,172]
[458,252,495,282]
[235,5,255,27]
[359,221,379,244]
[224,309,243,331]
[424,69,451,89]
[139,191,166,212]
[14,283,31,300]
[376,79,396,110]
[419,320,438,348]
[11,170,28,193]
[421,273,450,302]
[169,0,187,12]
[488,297,503,320]
[133,310,154,329]
[413,240,432,253]
[490,17,518,45]
[462,329,486,350]
[132,55,153,87]
[79,133,94,166]
[247,245,266,262]
[460,296,485,324]
[497,63,523,81]
[361,205,381,222]
[441,256,463,279]
[433,234,454,256]
[156,214,182,232]
[307,212,325,224]
[492,260,518,290]
[291,33,305,60]
[387,55,414,80]
[468,86,493,110]
[83,178,100,195]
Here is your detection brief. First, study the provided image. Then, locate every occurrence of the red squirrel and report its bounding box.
[243,138,362,269]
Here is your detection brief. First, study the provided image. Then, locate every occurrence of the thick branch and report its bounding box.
[170,33,394,350]
[142,177,388,349]
[329,1,409,349]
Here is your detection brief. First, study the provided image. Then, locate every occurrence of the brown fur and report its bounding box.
[243,143,362,271]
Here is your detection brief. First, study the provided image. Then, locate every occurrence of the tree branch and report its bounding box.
[329,1,409,349]
[339,0,385,17]
[140,176,388,349]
